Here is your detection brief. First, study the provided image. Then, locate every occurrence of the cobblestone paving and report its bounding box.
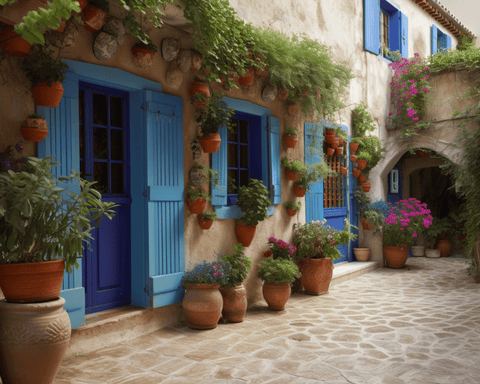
[55,257,480,384]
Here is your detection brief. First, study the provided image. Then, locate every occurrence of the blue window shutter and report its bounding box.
[37,75,85,329]
[268,116,281,204]
[211,124,228,206]
[390,12,401,52]
[143,90,185,308]
[304,122,324,223]
[400,12,408,58]
[431,25,438,54]
[446,34,452,51]
[364,0,380,54]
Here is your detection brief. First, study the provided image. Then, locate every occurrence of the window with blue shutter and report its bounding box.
[211,98,279,219]
[432,25,452,54]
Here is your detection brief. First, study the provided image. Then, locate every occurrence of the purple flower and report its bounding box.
[422,87,428,92]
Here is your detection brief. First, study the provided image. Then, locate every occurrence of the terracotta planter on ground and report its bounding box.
[357,159,367,170]
[200,133,222,153]
[359,174,367,183]
[352,169,361,178]
[236,221,256,247]
[383,246,410,268]
[238,68,254,86]
[286,207,299,216]
[283,135,298,149]
[82,5,106,33]
[411,245,425,257]
[262,282,291,310]
[183,284,223,329]
[198,217,213,230]
[286,169,302,181]
[298,258,333,295]
[349,142,360,153]
[0,260,65,303]
[353,248,370,262]
[0,297,71,384]
[435,239,453,257]
[189,81,210,109]
[219,284,247,322]
[293,184,306,197]
[0,24,31,56]
[31,81,64,107]
[188,197,208,214]
[327,147,335,157]
[361,181,371,192]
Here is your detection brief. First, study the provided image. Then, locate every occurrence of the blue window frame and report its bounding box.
[431,25,452,54]
[364,0,408,59]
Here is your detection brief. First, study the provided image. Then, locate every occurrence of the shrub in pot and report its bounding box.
[293,159,334,197]
[293,219,357,295]
[284,201,301,216]
[219,244,251,322]
[21,48,69,107]
[186,187,210,214]
[182,260,230,329]
[236,179,271,247]
[282,157,306,181]
[283,126,298,149]
[198,210,217,230]
[335,126,348,146]
[19,113,48,142]
[356,150,371,170]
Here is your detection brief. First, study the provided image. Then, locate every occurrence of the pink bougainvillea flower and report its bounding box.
[387,202,391,205]
[412,117,419,121]
[410,79,415,83]
[426,75,430,79]
[424,67,429,70]
[389,112,393,116]
[402,83,407,87]
[399,228,404,231]
[408,102,412,105]
[405,96,410,100]
[422,87,428,92]
[414,53,420,57]
[391,93,394,97]
[398,111,401,114]
[398,103,403,107]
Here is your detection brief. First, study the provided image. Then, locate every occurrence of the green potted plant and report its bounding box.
[19,113,48,142]
[186,187,210,214]
[352,102,376,138]
[181,260,230,329]
[236,179,272,247]
[194,92,236,153]
[356,150,371,171]
[293,160,335,197]
[293,219,357,295]
[21,48,69,107]
[281,157,306,181]
[283,126,299,149]
[258,237,300,310]
[198,210,217,230]
[219,244,252,322]
[350,137,362,154]
[335,126,348,146]
[284,201,301,216]
[189,78,211,109]
[424,218,442,258]
[358,136,386,175]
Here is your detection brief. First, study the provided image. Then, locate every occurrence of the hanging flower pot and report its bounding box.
[327,147,335,157]
[286,169,302,181]
[82,5,107,33]
[238,68,254,86]
[283,135,298,149]
[361,181,371,192]
[293,184,306,197]
[262,282,291,310]
[330,138,340,149]
[286,207,299,216]
[198,217,213,230]
[337,137,345,146]
[359,174,367,183]
[236,221,256,247]
[416,150,426,157]
[287,104,300,116]
[254,54,269,78]
[200,133,222,153]
[335,146,343,155]
[183,284,223,329]
[384,246,410,268]
[349,142,360,154]
[325,134,337,145]
[278,88,289,101]
[219,284,247,323]
[350,154,357,162]
[189,81,210,109]
[0,24,31,57]
[352,169,361,178]
[298,258,333,295]
[20,116,48,142]
[31,81,65,107]
[188,197,208,214]
[325,128,335,137]
[340,166,347,175]
[357,159,367,170]
[361,217,375,231]
[131,44,156,69]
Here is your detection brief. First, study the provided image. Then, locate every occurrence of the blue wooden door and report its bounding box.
[79,82,131,313]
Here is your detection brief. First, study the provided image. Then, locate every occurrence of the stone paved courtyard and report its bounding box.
[53,257,480,384]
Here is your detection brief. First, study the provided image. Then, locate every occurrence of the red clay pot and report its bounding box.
[200,133,221,153]
[189,81,210,109]
[238,68,254,86]
[262,282,291,310]
[383,246,410,268]
[82,5,106,33]
[131,45,156,69]
[330,139,340,149]
[283,135,298,149]
[293,184,306,197]
[236,221,256,247]
[349,142,360,153]
[286,169,302,181]
[417,150,426,157]
[0,260,65,303]
[361,217,375,231]
[352,169,361,178]
[337,137,345,146]
[287,104,300,116]
[183,284,223,329]
[357,159,367,170]
[278,88,289,100]
[353,248,370,262]
[0,24,31,56]
[31,81,64,107]
[359,174,367,183]
[298,258,333,295]
[198,217,213,229]
[188,197,208,214]
[340,166,348,175]
[19,127,48,142]
[350,154,357,162]
[327,147,335,157]
[336,146,344,155]
[325,129,335,136]
[435,239,453,257]
[325,134,337,145]
[361,181,371,192]
[219,284,247,322]
[286,207,299,216]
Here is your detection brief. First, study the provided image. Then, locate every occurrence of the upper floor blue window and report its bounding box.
[431,25,452,54]
[364,0,408,59]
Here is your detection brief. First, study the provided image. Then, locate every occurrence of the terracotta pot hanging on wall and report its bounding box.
[293,184,306,197]
[200,133,221,153]
[82,5,106,33]
[31,81,64,107]
[0,24,31,56]
[235,221,256,247]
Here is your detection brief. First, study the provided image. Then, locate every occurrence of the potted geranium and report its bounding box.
[293,218,356,295]
[283,126,299,149]
[281,157,305,181]
[186,187,210,214]
[284,201,301,216]
[182,260,230,329]
[198,211,217,230]
[19,113,48,142]
[21,49,69,107]
[219,244,252,322]
[236,179,271,247]
[258,237,300,310]
[194,92,236,153]
[293,159,334,197]
[383,198,433,268]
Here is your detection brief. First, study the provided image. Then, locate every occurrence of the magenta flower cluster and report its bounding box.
[268,237,297,259]
[388,54,430,125]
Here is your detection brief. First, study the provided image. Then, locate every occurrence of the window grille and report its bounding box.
[323,140,347,208]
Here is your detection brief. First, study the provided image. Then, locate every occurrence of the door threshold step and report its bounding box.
[331,261,380,287]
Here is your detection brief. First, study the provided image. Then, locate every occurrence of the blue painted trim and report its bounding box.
[431,25,438,54]
[216,205,274,220]
[223,97,271,116]
[150,272,185,307]
[324,207,348,217]
[60,287,85,329]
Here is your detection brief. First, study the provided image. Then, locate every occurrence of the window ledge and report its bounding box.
[215,205,275,220]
